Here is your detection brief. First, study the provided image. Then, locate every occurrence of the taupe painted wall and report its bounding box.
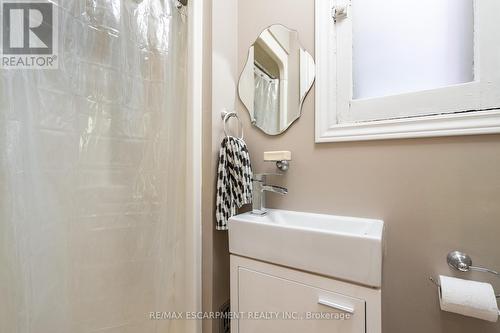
[233,0,500,332]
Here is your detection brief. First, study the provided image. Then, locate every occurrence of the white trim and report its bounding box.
[186,0,202,332]
[348,82,480,123]
[315,0,500,142]
[315,0,338,142]
[317,109,500,142]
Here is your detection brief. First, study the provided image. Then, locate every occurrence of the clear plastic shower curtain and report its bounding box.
[0,1,189,332]
[253,68,279,133]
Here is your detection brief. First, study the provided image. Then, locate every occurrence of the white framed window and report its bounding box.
[315,0,500,142]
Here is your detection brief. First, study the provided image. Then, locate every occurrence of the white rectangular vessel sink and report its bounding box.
[228,209,384,287]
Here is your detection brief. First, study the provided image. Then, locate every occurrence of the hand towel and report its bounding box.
[216,136,253,230]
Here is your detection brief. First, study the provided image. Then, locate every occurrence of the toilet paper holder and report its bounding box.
[429,276,500,300]
[447,251,499,276]
[429,250,500,299]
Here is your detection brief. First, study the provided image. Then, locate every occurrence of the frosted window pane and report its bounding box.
[352,0,474,99]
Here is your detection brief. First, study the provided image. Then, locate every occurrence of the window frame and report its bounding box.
[315,0,500,142]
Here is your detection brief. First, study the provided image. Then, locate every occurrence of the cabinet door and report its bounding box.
[237,267,366,333]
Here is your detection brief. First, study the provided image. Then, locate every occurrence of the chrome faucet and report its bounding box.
[252,173,288,215]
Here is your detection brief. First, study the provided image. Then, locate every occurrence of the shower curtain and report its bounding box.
[253,67,280,133]
[0,1,189,332]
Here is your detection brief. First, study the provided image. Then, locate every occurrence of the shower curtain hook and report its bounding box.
[176,0,187,9]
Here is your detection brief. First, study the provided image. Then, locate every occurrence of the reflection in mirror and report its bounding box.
[239,25,315,135]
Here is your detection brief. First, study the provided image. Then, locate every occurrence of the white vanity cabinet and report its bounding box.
[230,255,382,333]
[228,210,384,333]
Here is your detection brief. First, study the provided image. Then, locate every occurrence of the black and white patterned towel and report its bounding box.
[216,136,253,230]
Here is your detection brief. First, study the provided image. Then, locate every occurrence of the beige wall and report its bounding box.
[233,0,500,332]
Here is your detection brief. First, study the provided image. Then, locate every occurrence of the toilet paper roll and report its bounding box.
[438,275,499,322]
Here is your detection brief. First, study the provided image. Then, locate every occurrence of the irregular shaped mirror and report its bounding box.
[239,24,315,135]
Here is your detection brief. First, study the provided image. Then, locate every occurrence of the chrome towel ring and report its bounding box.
[221,110,244,140]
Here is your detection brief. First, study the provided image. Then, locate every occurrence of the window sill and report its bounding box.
[315,109,500,142]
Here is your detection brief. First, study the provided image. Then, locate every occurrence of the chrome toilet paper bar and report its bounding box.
[429,250,500,299]
[447,251,499,276]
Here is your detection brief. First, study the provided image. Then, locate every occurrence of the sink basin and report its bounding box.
[228,209,384,287]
